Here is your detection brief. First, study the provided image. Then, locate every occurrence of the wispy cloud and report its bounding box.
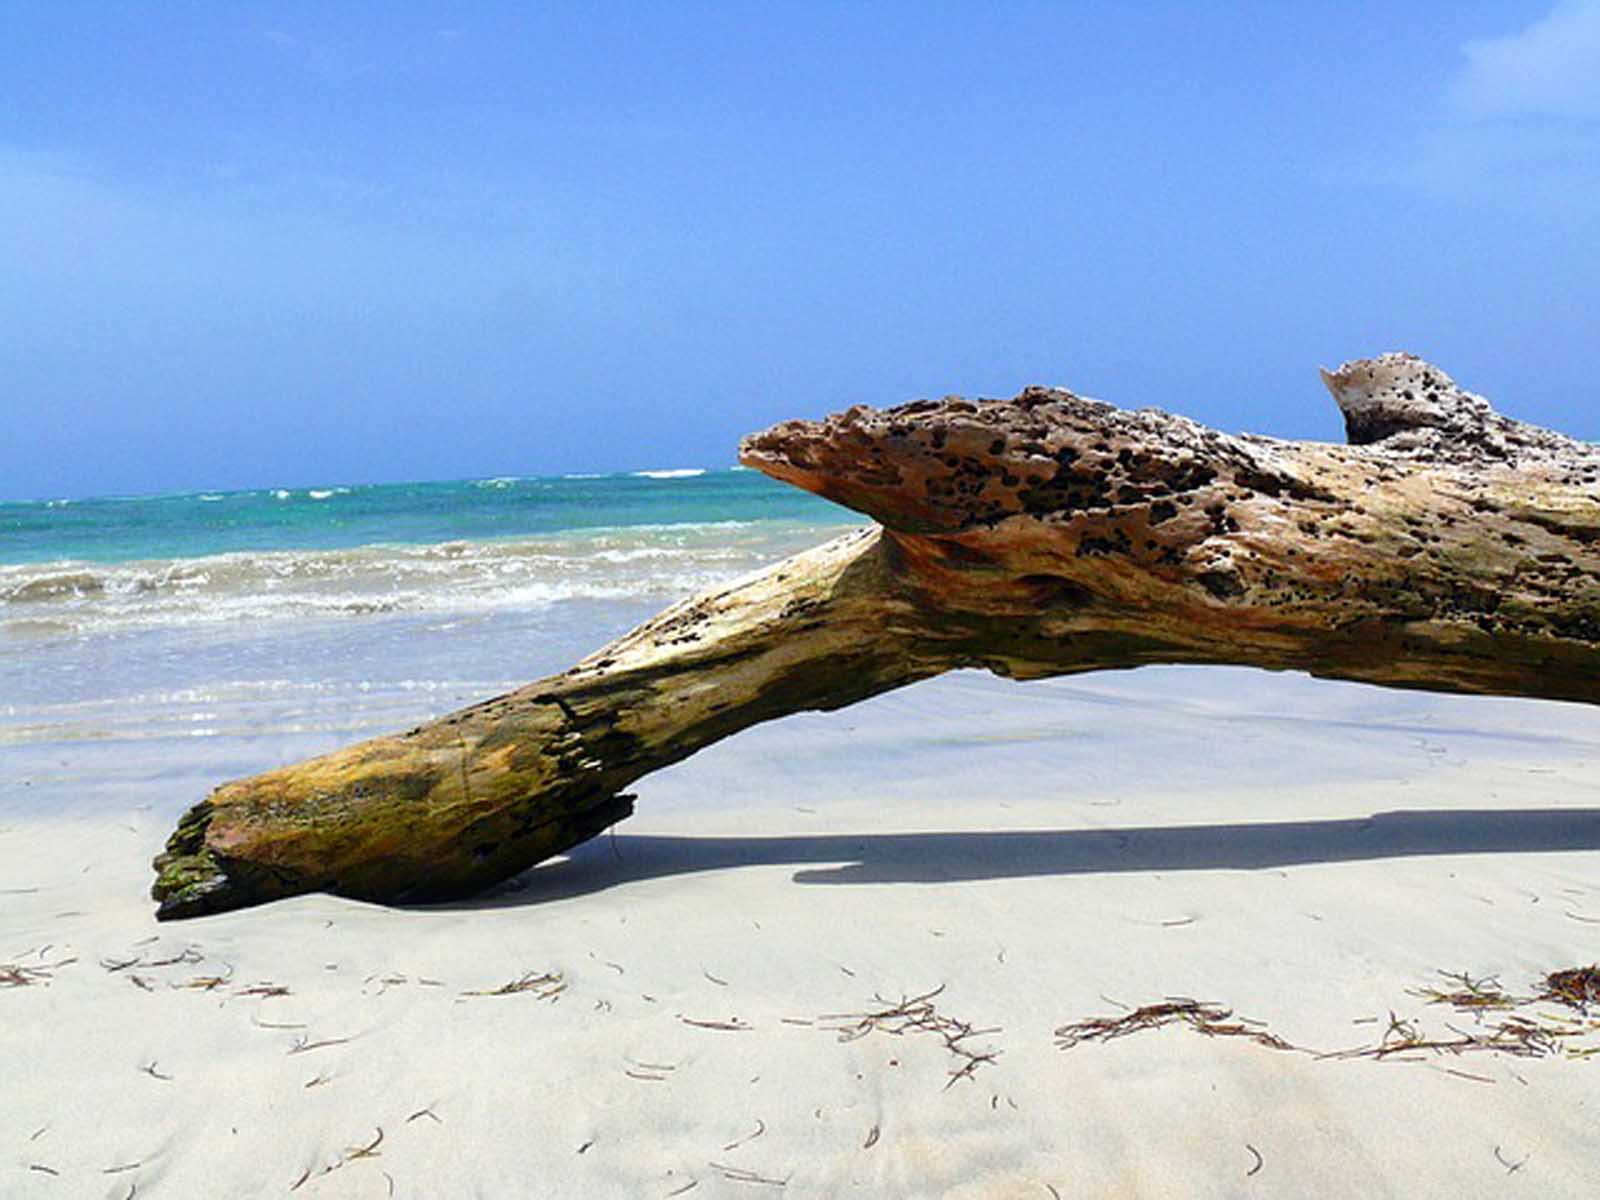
[1451,0,1600,120]
[1396,1,1600,211]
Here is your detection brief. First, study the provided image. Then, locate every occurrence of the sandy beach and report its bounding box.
[6,665,1600,1198]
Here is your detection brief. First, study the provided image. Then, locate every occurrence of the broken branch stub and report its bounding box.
[152,354,1600,918]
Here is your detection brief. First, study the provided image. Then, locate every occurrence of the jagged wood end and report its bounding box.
[153,354,1600,919]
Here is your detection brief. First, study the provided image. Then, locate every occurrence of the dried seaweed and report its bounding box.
[721,1120,765,1152]
[288,1034,351,1055]
[236,982,290,999]
[1058,965,1600,1071]
[1410,971,1519,1012]
[819,985,1001,1088]
[1541,965,1600,1014]
[1245,1145,1264,1177]
[2,953,76,988]
[291,1127,384,1191]
[709,1161,788,1187]
[100,947,202,973]
[625,1056,676,1082]
[461,971,565,1000]
[680,1015,753,1032]
[1056,998,1299,1053]
[1322,1011,1575,1062]
[2,963,53,988]
[173,963,234,991]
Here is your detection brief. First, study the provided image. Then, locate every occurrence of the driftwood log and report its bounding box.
[152,355,1600,919]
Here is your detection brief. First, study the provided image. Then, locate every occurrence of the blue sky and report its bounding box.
[2,1,1597,500]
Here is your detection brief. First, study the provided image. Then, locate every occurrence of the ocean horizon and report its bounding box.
[0,466,861,637]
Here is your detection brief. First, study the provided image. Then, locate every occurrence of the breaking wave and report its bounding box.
[0,521,853,639]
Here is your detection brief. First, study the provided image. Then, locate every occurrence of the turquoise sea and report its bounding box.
[0,469,848,567]
[0,468,858,636]
[0,469,859,816]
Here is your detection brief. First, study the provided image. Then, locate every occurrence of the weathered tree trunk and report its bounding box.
[153,355,1600,918]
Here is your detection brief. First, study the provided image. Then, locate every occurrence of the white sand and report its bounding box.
[5,667,1600,1197]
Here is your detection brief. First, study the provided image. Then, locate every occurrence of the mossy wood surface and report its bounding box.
[153,356,1600,918]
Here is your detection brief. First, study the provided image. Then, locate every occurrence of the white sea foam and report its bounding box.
[0,521,856,639]
[631,468,706,480]
[308,490,335,500]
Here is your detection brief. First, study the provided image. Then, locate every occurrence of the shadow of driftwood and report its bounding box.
[452,807,1600,909]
